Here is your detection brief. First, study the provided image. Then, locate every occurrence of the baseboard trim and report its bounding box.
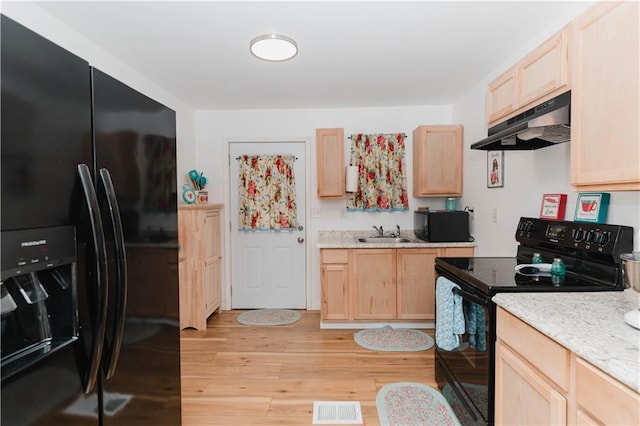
[320,321,434,329]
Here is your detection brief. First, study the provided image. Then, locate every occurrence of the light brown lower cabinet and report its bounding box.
[320,246,474,321]
[496,307,640,425]
[320,249,350,321]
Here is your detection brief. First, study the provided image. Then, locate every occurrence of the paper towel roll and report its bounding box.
[345,166,358,192]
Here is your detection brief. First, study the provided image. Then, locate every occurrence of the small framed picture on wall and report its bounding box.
[539,194,567,220]
[487,151,504,188]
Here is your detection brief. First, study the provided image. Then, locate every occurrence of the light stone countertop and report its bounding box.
[317,230,477,249]
[493,290,640,393]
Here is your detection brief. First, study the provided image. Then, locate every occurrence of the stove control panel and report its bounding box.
[516,217,633,258]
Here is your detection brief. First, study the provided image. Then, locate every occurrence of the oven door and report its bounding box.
[435,266,496,426]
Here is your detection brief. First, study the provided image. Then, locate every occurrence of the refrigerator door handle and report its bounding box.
[99,168,128,379]
[77,163,109,393]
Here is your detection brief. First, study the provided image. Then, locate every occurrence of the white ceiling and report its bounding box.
[34,1,591,110]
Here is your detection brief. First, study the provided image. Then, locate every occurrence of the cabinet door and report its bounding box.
[517,27,570,108]
[571,1,640,190]
[396,249,438,320]
[487,67,517,125]
[320,249,349,320]
[203,210,221,314]
[203,258,220,315]
[412,125,463,197]
[204,210,220,260]
[350,249,396,320]
[316,128,345,198]
[495,341,567,425]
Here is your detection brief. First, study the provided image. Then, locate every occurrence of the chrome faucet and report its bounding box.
[389,224,401,238]
[373,225,384,236]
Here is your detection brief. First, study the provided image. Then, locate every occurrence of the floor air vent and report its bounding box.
[312,401,363,424]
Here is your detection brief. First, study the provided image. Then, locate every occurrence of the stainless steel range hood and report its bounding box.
[471,91,571,151]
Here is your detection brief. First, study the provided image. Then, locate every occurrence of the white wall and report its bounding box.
[1,2,197,192]
[195,105,456,309]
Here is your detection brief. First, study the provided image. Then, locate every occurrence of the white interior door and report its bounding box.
[229,142,306,308]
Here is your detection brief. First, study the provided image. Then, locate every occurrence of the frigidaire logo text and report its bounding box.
[21,240,47,247]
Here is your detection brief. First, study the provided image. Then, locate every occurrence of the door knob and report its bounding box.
[297,237,304,243]
[297,225,304,231]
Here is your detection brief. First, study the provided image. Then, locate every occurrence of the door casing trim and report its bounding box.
[223,137,311,310]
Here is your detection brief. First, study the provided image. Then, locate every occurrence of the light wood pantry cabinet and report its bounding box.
[496,307,640,425]
[570,1,639,191]
[487,26,571,127]
[412,125,463,197]
[320,246,474,322]
[178,204,223,330]
[316,128,345,198]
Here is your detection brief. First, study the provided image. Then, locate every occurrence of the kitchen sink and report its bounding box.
[357,237,412,243]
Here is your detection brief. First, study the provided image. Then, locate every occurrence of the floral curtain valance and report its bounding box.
[347,133,409,212]
[238,154,298,231]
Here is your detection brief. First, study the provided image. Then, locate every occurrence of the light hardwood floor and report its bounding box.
[180,310,437,425]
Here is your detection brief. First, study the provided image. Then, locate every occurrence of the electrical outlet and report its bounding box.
[492,208,498,224]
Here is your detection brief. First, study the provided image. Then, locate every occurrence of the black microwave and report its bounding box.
[414,210,470,242]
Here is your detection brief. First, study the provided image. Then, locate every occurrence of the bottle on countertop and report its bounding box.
[532,253,544,264]
[551,257,566,286]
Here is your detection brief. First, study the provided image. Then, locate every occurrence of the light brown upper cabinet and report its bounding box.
[570,1,639,191]
[316,128,345,198]
[487,67,517,125]
[487,26,571,127]
[412,125,463,197]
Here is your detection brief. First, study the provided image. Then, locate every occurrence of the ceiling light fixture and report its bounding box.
[250,34,298,62]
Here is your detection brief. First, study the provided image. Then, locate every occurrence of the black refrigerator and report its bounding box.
[1,15,181,425]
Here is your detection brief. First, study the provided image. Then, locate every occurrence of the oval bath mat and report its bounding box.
[377,382,461,426]
[354,326,434,351]
[236,309,301,326]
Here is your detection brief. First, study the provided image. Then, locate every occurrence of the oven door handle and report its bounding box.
[452,287,489,307]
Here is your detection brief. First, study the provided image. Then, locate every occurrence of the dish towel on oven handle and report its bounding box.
[435,277,466,351]
[465,299,487,351]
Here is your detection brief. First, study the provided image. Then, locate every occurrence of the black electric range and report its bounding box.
[433,217,634,426]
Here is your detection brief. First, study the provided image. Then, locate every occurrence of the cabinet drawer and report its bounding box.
[575,357,640,425]
[497,308,570,391]
[321,249,348,264]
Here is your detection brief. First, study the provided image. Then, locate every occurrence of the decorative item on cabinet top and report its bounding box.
[574,192,610,224]
[183,169,208,204]
[539,194,567,220]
